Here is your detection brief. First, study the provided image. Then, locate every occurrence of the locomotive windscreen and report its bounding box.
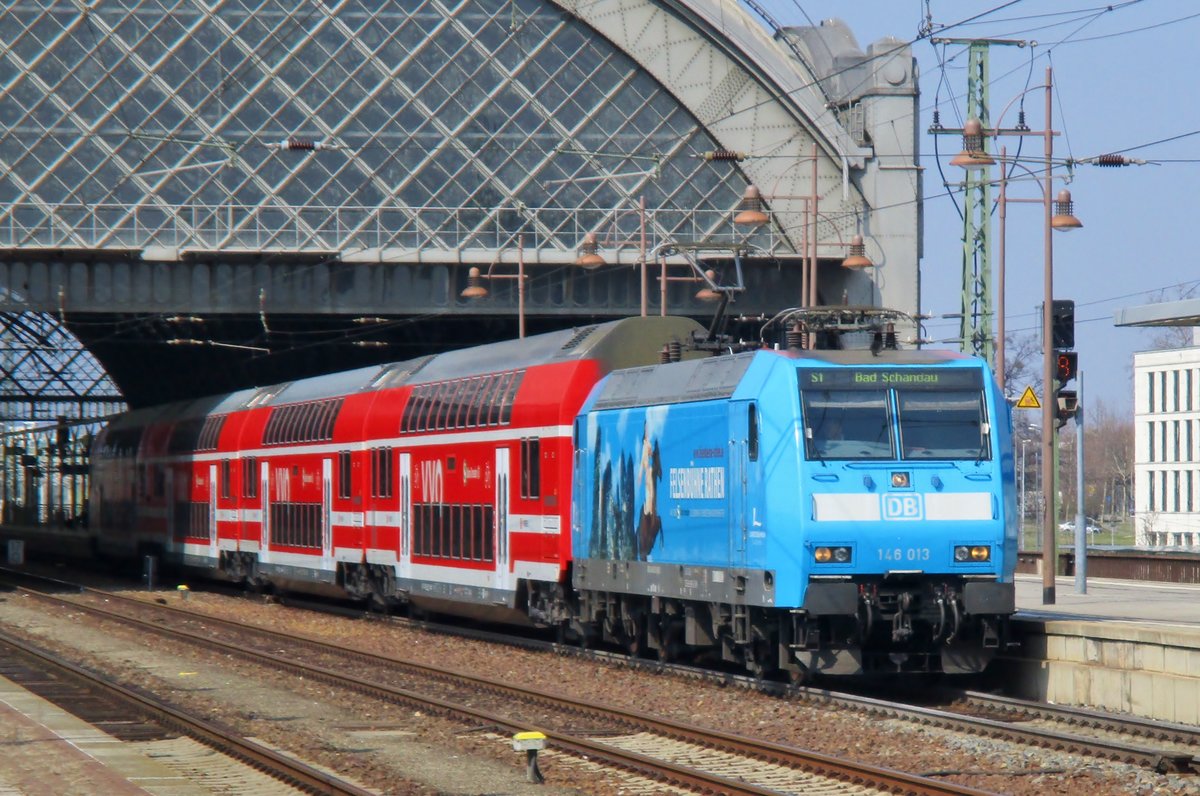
[800,367,988,461]
[895,390,989,460]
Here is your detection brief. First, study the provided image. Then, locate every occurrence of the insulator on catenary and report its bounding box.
[1092,153,1131,167]
[268,137,328,151]
[701,149,748,162]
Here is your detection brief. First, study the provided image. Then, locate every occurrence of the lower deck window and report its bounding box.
[412,503,494,562]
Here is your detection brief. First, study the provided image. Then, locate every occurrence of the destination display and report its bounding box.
[800,368,982,390]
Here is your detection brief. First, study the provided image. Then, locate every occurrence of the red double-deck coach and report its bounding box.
[90,317,703,626]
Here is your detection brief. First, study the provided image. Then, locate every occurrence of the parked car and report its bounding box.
[1059,519,1101,535]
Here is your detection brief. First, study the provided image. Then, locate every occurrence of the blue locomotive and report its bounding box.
[570,334,1016,677]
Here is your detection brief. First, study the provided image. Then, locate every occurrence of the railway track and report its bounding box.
[7,566,1200,786]
[3,576,985,796]
[0,624,375,795]
[244,583,1200,775]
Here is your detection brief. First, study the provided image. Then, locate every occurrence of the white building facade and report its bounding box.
[1134,346,1200,546]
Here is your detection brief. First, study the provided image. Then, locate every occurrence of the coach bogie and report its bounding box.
[338,561,397,608]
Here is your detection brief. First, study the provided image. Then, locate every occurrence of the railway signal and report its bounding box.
[1051,299,1075,349]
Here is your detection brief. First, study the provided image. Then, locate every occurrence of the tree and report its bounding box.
[1002,330,1042,398]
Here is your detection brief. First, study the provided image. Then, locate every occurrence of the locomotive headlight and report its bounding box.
[954,545,991,562]
[814,546,851,564]
[890,471,910,488]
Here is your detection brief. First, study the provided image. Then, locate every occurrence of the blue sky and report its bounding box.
[749,1,1200,413]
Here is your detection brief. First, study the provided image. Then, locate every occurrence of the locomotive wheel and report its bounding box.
[745,641,771,679]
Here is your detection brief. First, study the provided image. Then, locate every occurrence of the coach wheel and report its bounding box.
[787,664,811,686]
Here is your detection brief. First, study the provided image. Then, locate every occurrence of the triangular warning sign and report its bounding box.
[1015,386,1040,409]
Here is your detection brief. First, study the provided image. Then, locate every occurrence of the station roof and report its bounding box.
[1114,299,1200,328]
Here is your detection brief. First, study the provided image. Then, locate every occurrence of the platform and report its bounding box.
[1002,574,1200,725]
[0,672,301,795]
[1015,572,1200,626]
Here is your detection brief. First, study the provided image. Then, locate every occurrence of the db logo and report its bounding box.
[883,494,924,521]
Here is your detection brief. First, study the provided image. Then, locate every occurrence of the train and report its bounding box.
[81,314,1016,677]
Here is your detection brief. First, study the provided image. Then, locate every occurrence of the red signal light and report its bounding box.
[1055,350,1077,384]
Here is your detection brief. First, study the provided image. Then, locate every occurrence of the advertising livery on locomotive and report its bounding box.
[84,314,1016,677]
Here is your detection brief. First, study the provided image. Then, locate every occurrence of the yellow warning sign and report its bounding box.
[1015,386,1040,409]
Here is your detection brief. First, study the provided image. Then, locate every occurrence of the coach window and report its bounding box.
[521,438,541,499]
[500,371,523,424]
[483,374,505,426]
[309,402,326,441]
[435,382,457,430]
[413,387,432,432]
[450,380,470,429]
[470,376,489,426]
[284,405,302,444]
[338,451,352,500]
[372,448,393,498]
[424,387,440,431]
[220,459,232,499]
[243,456,258,498]
[439,381,458,430]
[317,401,332,440]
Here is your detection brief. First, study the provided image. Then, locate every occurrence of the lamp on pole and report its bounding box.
[735,183,876,312]
[993,147,1082,392]
[574,197,649,316]
[955,66,1079,604]
[462,234,527,339]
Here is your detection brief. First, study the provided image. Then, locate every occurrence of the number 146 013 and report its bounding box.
[877,547,930,562]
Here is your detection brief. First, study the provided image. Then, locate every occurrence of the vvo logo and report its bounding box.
[882,493,924,521]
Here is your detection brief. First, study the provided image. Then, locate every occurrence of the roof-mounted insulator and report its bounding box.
[660,344,671,364]
[701,150,748,162]
[668,340,681,363]
[786,322,804,351]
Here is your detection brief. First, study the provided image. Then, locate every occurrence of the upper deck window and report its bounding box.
[896,390,990,460]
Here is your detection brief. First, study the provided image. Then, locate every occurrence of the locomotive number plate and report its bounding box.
[877,547,931,562]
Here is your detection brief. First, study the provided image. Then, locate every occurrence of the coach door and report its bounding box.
[207,464,218,559]
[259,461,270,556]
[165,468,174,538]
[494,448,511,593]
[322,458,333,559]
[398,452,412,582]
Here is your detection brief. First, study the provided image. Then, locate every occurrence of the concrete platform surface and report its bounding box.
[1015,573,1200,627]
